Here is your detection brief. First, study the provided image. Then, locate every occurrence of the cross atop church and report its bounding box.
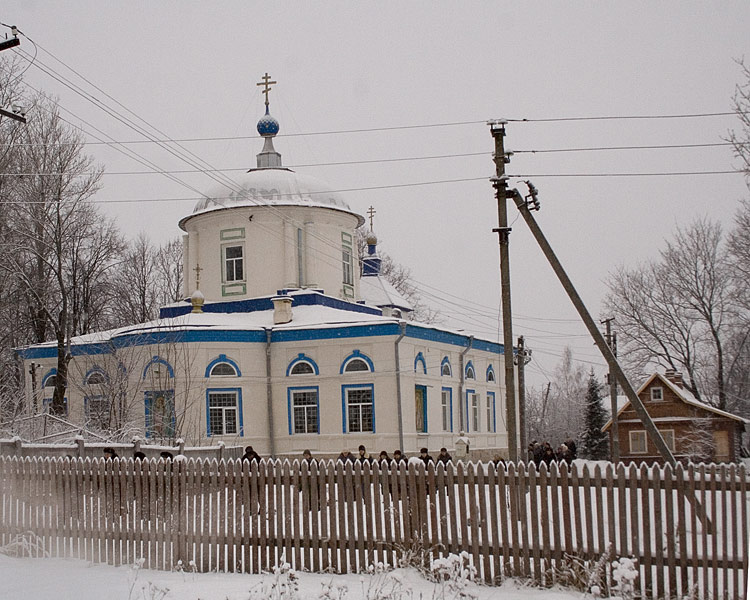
[256,72,277,107]
[367,206,376,231]
[193,263,203,289]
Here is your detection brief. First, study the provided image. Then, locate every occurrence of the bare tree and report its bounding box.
[0,93,112,415]
[155,237,184,306]
[604,218,746,412]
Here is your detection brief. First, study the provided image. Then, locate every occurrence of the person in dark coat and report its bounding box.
[301,449,317,467]
[531,441,544,467]
[356,444,373,466]
[565,438,577,460]
[393,449,407,465]
[542,443,555,466]
[103,447,118,460]
[337,449,355,464]
[378,450,392,467]
[160,451,174,461]
[436,447,452,465]
[418,447,434,467]
[242,445,261,463]
[133,451,147,462]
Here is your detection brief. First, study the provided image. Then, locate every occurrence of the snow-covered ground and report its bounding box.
[0,554,584,600]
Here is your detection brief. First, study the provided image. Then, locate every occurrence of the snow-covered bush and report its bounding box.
[430,552,477,600]
[248,561,299,600]
[318,577,349,600]
[610,557,638,600]
[358,569,412,600]
[0,532,47,558]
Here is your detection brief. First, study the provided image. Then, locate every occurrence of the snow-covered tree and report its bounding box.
[580,370,609,461]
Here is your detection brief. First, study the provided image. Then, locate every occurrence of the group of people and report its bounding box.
[527,439,577,467]
[102,447,174,461]
[335,445,454,467]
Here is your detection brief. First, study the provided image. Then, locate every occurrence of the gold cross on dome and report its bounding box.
[193,263,203,289]
[256,72,277,106]
[367,206,376,231]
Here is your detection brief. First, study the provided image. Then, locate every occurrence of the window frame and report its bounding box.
[340,350,374,374]
[341,383,375,433]
[441,387,453,432]
[223,243,245,283]
[288,386,320,435]
[206,387,243,437]
[629,430,647,454]
[471,392,480,432]
[650,387,664,402]
[487,391,496,433]
[145,389,176,439]
[660,429,675,452]
[415,384,428,433]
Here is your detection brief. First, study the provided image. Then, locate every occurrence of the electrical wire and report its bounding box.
[510,170,743,178]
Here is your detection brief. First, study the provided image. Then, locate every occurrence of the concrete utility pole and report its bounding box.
[602,318,620,462]
[516,336,531,454]
[489,120,519,462]
[0,27,26,124]
[506,185,677,466]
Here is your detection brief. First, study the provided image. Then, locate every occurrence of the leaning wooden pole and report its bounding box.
[503,186,676,465]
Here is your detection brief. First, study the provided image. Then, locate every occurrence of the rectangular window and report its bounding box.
[471,393,480,432]
[650,387,663,402]
[487,392,495,433]
[415,385,427,433]
[291,389,319,434]
[345,386,374,433]
[86,396,110,430]
[342,247,353,285]
[208,390,239,436]
[224,244,244,282]
[441,388,452,432]
[660,429,675,452]
[630,430,647,454]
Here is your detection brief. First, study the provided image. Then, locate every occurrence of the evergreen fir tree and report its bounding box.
[581,370,610,460]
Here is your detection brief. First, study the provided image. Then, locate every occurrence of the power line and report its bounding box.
[510,170,743,178]
[513,141,734,154]
[508,111,742,123]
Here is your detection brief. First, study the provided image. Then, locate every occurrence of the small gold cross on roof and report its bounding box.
[256,72,277,106]
[367,206,376,231]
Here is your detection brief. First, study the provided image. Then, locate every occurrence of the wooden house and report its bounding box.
[602,370,748,464]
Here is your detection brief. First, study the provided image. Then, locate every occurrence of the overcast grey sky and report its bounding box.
[3,2,749,388]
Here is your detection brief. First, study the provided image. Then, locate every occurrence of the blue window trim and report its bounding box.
[205,354,242,378]
[465,361,476,380]
[287,385,320,435]
[41,368,57,388]
[341,383,375,433]
[42,396,68,415]
[144,389,176,439]
[142,356,174,380]
[465,388,475,433]
[441,357,452,377]
[286,353,320,376]
[416,384,428,433]
[442,386,453,432]
[340,349,374,374]
[205,387,244,437]
[414,352,427,374]
[488,391,496,433]
[83,366,108,385]
[486,364,495,382]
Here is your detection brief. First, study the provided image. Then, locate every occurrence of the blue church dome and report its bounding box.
[257,110,280,137]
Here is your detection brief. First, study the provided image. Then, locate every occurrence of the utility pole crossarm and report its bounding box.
[507,188,677,466]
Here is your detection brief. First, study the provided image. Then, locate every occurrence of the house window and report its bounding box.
[630,431,647,454]
[487,392,495,433]
[415,385,427,433]
[145,390,175,439]
[290,388,319,434]
[441,359,452,377]
[441,387,452,432]
[291,361,314,375]
[42,374,68,416]
[471,393,480,432]
[342,247,353,285]
[86,396,110,430]
[486,366,496,383]
[660,429,675,452]
[207,389,240,436]
[466,364,475,380]
[650,387,663,402]
[211,362,237,377]
[343,385,374,433]
[224,244,244,282]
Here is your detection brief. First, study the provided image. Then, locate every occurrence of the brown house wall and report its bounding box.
[610,379,743,465]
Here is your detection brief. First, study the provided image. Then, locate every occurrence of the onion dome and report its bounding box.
[257,106,280,137]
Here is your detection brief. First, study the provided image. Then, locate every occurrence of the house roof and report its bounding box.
[601,371,749,432]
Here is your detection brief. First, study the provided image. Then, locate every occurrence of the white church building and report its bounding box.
[18,79,515,459]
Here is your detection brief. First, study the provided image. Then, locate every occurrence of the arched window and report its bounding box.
[291,362,314,375]
[340,350,374,374]
[441,357,452,377]
[204,354,241,378]
[486,365,496,383]
[466,362,476,380]
[211,362,237,377]
[287,353,320,376]
[85,370,107,385]
[414,352,427,374]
